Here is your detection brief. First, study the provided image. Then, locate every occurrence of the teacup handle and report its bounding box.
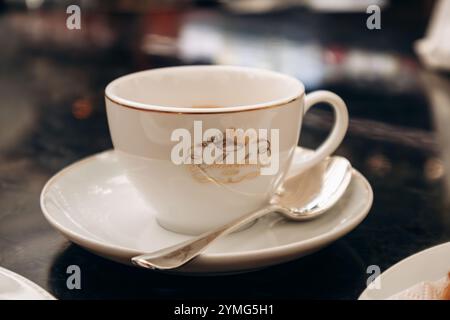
[289,90,348,176]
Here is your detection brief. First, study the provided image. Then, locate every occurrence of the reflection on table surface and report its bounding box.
[0,0,449,299]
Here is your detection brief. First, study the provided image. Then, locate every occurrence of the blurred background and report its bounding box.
[1,0,450,299]
[0,0,442,171]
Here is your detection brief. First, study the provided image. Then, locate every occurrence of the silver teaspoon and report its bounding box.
[132,156,352,270]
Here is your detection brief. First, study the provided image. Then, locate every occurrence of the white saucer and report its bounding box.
[40,148,373,273]
[0,267,55,300]
[359,241,450,300]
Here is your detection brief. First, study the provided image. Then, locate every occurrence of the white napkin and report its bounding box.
[415,0,450,71]
[387,273,450,300]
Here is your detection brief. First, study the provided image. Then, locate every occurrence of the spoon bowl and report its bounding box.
[276,156,352,220]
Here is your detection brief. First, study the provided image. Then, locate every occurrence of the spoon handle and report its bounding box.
[132,204,278,270]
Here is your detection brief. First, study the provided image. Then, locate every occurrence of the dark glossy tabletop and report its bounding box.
[1,1,450,300]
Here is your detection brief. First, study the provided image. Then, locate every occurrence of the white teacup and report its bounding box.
[105,66,348,235]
